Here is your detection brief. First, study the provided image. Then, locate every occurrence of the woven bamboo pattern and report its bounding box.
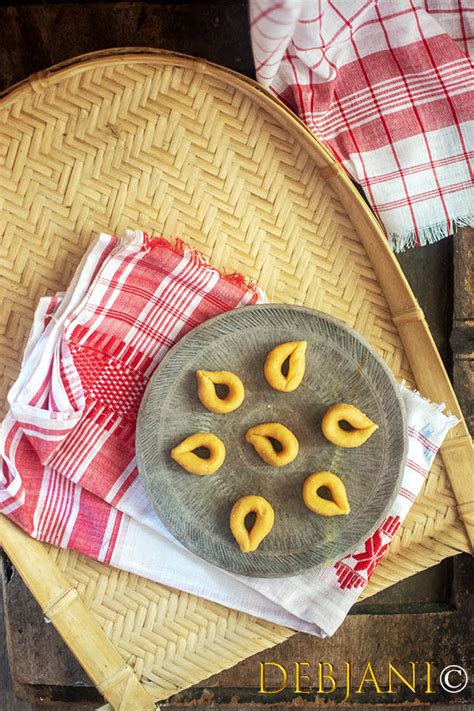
[0,50,472,707]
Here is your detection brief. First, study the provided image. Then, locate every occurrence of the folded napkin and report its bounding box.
[0,231,458,636]
[250,0,474,251]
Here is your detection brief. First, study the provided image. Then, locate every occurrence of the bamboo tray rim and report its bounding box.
[0,48,472,711]
[5,49,467,468]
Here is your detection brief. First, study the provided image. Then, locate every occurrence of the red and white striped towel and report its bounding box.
[250,0,474,250]
[1,232,458,636]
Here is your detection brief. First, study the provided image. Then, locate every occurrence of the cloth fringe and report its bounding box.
[389,214,474,253]
[146,233,259,293]
[400,381,460,428]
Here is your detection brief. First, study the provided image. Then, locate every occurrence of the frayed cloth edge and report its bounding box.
[400,381,460,428]
[144,234,260,294]
[389,214,474,253]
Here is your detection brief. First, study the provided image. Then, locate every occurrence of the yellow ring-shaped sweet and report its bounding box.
[246,422,299,467]
[321,403,378,448]
[230,495,275,552]
[171,432,225,475]
[263,341,307,392]
[196,369,245,413]
[303,471,350,516]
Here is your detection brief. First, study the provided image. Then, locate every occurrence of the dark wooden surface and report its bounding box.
[0,1,255,95]
[0,2,472,708]
[0,560,95,710]
[452,228,474,434]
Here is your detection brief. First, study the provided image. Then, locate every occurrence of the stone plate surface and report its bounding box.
[136,304,407,577]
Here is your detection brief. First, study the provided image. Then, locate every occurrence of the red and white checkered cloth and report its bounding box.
[250,0,474,250]
[0,232,458,636]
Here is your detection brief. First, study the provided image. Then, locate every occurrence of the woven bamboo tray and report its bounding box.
[0,49,472,710]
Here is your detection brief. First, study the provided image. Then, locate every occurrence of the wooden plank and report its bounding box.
[0,562,34,711]
[397,238,453,369]
[0,557,97,710]
[0,1,255,94]
[1,556,93,689]
[452,227,473,433]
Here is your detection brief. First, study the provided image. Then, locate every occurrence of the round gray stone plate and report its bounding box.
[136,304,407,577]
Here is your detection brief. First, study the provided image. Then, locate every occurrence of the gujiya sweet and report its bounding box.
[230,495,275,552]
[196,369,245,414]
[303,471,350,516]
[321,403,378,448]
[264,341,307,392]
[171,432,225,475]
[246,422,299,467]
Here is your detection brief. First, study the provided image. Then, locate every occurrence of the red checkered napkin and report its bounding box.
[250,0,474,250]
[1,232,458,636]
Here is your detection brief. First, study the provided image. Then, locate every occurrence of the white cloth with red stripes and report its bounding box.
[250,0,474,251]
[0,231,458,636]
